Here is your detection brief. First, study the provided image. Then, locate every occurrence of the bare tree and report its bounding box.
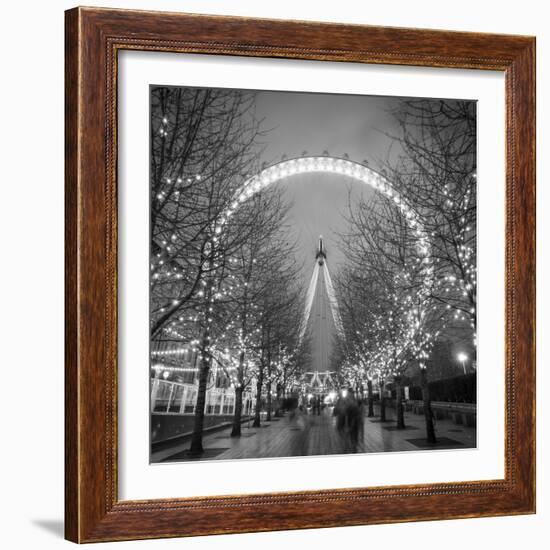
[386,99,477,335]
[150,87,280,455]
[253,263,304,425]
[218,187,300,437]
[150,87,267,340]
[333,98,476,441]
[336,189,440,432]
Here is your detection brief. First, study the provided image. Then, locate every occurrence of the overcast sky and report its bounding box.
[253,90,404,283]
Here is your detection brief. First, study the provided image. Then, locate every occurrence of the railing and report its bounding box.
[408,400,476,413]
[408,400,476,427]
[151,379,254,416]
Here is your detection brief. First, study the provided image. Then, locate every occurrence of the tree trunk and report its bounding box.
[266,380,272,421]
[253,367,263,427]
[189,329,210,455]
[265,343,272,421]
[231,350,246,437]
[395,375,405,429]
[231,385,244,437]
[379,382,387,422]
[367,379,374,417]
[421,368,437,444]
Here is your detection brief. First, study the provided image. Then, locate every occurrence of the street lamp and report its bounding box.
[457,352,468,374]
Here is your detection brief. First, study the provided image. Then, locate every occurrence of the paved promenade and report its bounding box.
[155,406,476,463]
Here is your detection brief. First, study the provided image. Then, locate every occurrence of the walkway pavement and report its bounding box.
[155,406,476,463]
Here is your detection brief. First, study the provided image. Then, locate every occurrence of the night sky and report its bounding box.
[253,90,403,283]
[252,90,405,369]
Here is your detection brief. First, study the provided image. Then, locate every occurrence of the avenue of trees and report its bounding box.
[334,98,477,442]
[150,87,477,454]
[150,87,307,455]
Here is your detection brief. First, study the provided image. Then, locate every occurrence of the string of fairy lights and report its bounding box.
[338,177,476,391]
[151,146,475,395]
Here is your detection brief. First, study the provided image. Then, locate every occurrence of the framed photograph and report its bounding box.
[65,7,535,543]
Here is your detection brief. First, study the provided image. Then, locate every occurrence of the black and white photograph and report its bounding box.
[149,86,477,463]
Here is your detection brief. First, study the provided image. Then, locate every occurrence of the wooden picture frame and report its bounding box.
[65,6,536,543]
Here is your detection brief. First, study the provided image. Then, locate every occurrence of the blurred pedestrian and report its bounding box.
[346,389,362,450]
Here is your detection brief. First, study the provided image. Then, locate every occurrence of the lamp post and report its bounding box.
[457,352,468,374]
